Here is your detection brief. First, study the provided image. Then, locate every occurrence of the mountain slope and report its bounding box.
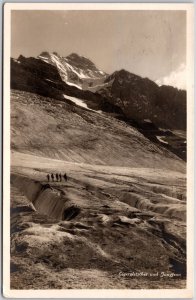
[11,89,184,173]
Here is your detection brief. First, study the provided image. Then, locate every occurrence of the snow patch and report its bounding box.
[156,136,168,144]
[13,59,21,64]
[63,94,102,114]
[38,56,50,64]
[66,81,82,90]
[159,128,169,132]
[45,79,56,83]
[64,60,90,79]
[38,55,49,60]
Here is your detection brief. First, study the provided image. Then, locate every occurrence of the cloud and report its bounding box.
[156,63,186,90]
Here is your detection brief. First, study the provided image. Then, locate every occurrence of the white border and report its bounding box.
[3,3,194,298]
[3,2,194,10]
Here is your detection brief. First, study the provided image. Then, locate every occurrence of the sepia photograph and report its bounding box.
[3,3,194,298]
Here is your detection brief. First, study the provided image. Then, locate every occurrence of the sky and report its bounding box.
[11,10,186,89]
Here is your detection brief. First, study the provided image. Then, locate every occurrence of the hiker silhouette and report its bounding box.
[51,173,54,182]
[56,173,59,182]
[59,173,62,182]
[47,174,50,182]
[63,173,67,181]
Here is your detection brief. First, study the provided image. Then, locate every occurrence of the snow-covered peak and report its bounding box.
[37,51,107,90]
[66,53,102,73]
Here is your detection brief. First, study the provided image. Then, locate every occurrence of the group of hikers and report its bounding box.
[47,173,67,182]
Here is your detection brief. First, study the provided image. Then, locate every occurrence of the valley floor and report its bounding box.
[10,152,186,289]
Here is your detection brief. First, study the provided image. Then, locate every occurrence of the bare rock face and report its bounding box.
[11,56,67,100]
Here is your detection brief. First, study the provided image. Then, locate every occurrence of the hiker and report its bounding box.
[63,173,67,181]
[47,174,50,182]
[56,173,59,182]
[59,173,62,182]
[51,173,54,182]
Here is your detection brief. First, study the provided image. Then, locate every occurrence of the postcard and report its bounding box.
[3,2,194,298]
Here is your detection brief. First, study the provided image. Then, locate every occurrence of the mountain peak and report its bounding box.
[104,69,138,84]
[66,53,96,67]
[36,51,106,90]
[52,51,59,56]
[115,69,139,79]
[66,53,81,59]
[18,54,25,61]
[117,69,129,74]
[39,51,51,58]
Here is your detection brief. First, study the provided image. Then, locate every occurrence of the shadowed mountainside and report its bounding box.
[98,69,186,130]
